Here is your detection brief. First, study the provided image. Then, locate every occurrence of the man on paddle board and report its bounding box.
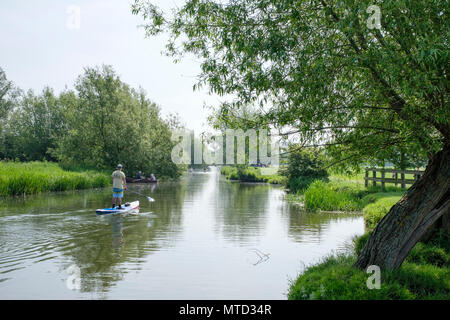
[112,164,127,209]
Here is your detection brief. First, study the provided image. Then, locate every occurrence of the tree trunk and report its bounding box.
[354,144,450,270]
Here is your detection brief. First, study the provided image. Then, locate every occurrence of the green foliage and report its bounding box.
[0,161,110,196]
[264,173,287,185]
[288,254,450,300]
[296,171,405,212]
[353,232,371,256]
[362,194,403,229]
[0,68,21,159]
[354,232,449,268]
[281,147,328,193]
[132,0,447,170]
[407,243,450,268]
[53,65,181,178]
[220,165,287,184]
[235,166,261,182]
[427,229,450,252]
[0,65,181,179]
[5,88,66,161]
[287,177,317,194]
[303,180,368,211]
[220,165,238,177]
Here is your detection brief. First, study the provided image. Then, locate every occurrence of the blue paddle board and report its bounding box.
[96,201,139,215]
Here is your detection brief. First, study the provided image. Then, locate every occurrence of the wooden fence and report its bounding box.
[364,168,424,191]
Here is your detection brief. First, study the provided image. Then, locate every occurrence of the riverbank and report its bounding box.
[0,161,111,196]
[220,166,287,185]
[288,231,450,299]
[301,173,403,211]
[287,172,450,300]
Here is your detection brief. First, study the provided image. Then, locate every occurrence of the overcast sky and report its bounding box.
[0,0,220,133]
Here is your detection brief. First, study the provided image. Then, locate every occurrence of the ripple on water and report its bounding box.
[0,172,366,299]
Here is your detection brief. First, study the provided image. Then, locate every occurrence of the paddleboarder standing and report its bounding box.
[112,164,127,209]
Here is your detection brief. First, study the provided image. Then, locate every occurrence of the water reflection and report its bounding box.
[283,203,362,245]
[0,169,364,299]
[214,180,271,243]
[109,214,124,252]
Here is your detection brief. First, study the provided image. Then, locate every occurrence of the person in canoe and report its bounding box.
[112,164,127,209]
[150,173,157,182]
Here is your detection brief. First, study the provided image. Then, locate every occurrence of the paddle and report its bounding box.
[126,189,155,202]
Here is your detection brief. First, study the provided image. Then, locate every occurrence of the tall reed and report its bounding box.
[0,161,110,196]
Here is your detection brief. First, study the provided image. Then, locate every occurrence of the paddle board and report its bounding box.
[96,201,140,215]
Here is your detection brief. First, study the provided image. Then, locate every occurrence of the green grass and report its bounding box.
[220,166,287,185]
[288,169,449,299]
[362,193,403,229]
[302,179,403,211]
[288,253,450,300]
[0,161,111,196]
[303,180,367,211]
[353,232,372,255]
[354,232,449,268]
[290,170,406,212]
[220,166,238,177]
[407,242,449,268]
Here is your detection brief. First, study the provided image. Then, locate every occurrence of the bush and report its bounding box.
[220,165,286,184]
[288,176,317,194]
[220,166,237,177]
[281,147,328,193]
[265,174,287,185]
[407,243,449,268]
[236,166,262,182]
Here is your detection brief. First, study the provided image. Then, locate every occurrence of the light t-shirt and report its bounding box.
[112,170,126,189]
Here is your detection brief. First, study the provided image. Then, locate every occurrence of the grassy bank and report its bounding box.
[288,249,450,300]
[220,166,287,185]
[288,172,449,300]
[362,193,403,229]
[297,172,405,212]
[0,161,111,196]
[289,228,449,300]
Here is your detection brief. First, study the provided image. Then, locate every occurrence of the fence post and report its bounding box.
[372,170,376,187]
[365,168,368,187]
[381,169,385,191]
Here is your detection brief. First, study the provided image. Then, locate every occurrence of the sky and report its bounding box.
[0,0,220,133]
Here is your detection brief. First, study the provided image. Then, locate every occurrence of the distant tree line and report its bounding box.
[0,65,181,178]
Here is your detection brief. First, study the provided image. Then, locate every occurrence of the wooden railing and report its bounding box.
[364,168,424,191]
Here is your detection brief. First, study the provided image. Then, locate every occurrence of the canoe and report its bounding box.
[96,201,140,215]
[126,177,157,183]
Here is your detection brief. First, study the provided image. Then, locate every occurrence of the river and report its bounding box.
[0,168,364,299]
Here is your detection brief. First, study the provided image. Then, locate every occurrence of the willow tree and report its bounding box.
[54,65,181,178]
[0,67,21,159]
[132,0,449,269]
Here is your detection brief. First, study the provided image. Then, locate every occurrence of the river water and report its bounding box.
[0,169,364,299]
